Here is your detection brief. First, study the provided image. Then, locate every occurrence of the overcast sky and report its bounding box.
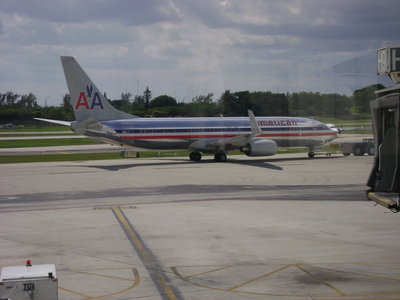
[0,0,399,106]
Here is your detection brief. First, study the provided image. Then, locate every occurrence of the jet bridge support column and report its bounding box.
[367,47,400,213]
[367,87,400,212]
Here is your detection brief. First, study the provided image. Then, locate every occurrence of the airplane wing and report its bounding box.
[34,118,71,126]
[190,110,263,152]
[211,110,262,147]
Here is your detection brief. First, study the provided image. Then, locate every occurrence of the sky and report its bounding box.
[0,0,399,106]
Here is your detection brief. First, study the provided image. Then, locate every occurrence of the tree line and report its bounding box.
[0,84,384,124]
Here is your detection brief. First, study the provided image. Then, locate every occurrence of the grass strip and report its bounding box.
[0,133,77,137]
[0,152,122,163]
[0,138,99,148]
[342,129,373,134]
[0,125,68,132]
[0,151,194,164]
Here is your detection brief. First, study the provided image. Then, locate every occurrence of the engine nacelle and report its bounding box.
[240,138,278,156]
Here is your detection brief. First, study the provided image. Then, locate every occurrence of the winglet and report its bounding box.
[248,110,262,136]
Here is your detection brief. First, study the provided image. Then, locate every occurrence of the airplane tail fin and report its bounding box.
[61,56,137,122]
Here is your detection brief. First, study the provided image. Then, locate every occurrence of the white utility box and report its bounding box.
[0,264,57,300]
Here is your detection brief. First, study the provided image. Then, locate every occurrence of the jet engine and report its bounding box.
[240,138,278,156]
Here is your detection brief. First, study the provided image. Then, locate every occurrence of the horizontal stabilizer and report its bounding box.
[34,118,71,126]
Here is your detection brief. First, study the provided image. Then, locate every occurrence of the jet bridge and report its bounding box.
[367,47,400,213]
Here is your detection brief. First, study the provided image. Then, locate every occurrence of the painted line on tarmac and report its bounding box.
[112,206,183,300]
[59,268,140,299]
[295,264,346,296]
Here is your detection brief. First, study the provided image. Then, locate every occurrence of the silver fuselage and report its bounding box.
[81,116,337,152]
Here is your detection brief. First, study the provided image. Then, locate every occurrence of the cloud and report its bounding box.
[0,0,183,25]
[0,0,400,105]
[178,0,400,41]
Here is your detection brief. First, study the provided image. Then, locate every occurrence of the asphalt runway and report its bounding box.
[0,154,399,300]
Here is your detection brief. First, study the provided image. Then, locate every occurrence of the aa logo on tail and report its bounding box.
[75,85,104,110]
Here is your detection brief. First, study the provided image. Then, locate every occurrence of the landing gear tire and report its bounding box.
[308,151,315,158]
[367,145,374,156]
[353,146,364,156]
[189,151,202,161]
[214,153,227,162]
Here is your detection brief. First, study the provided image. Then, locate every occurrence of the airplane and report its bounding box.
[35,56,338,162]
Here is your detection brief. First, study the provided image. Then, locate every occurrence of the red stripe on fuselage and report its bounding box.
[120,132,337,140]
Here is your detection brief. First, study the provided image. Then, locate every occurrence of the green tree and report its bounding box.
[121,92,132,102]
[218,90,234,116]
[144,87,152,109]
[39,106,65,120]
[21,93,38,109]
[133,95,144,104]
[353,84,385,114]
[193,93,214,104]
[182,93,218,116]
[62,94,71,111]
[249,92,288,116]
[218,90,249,116]
[0,91,20,106]
[110,99,131,112]
[150,95,177,108]
[61,94,74,120]
[151,109,168,117]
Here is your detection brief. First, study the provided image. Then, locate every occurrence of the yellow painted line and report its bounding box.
[68,267,136,271]
[88,268,140,300]
[172,266,306,297]
[94,205,136,210]
[172,266,226,292]
[227,264,291,291]
[59,268,139,300]
[312,265,400,282]
[295,264,346,296]
[184,265,234,278]
[68,269,133,281]
[112,206,182,300]
[59,286,92,298]
[172,263,400,298]
[358,262,400,271]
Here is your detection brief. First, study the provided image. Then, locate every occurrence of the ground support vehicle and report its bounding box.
[340,138,374,156]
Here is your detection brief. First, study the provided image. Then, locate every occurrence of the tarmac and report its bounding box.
[0,153,399,300]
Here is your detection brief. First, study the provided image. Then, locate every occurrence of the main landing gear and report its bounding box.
[189,152,227,162]
[189,151,202,161]
[308,147,315,158]
[214,153,227,162]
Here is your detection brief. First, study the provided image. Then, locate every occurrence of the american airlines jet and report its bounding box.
[36,56,338,162]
